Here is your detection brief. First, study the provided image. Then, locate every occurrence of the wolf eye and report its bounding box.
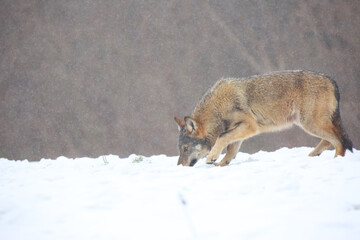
[183,146,189,152]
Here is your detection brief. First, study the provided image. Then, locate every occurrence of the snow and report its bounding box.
[1,147,360,240]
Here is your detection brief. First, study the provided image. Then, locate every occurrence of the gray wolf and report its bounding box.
[175,70,353,167]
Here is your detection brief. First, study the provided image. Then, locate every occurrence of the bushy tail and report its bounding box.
[341,133,353,153]
[331,110,352,154]
[332,110,353,153]
[330,78,353,154]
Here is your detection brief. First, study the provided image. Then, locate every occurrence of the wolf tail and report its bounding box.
[341,131,353,153]
[332,110,353,153]
[330,78,353,153]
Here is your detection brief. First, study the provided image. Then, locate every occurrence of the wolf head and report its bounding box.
[174,117,211,166]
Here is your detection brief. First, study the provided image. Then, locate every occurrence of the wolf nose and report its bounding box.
[189,159,197,167]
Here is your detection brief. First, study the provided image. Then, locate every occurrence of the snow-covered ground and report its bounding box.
[1,147,359,240]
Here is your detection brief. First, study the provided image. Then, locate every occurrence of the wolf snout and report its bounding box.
[177,156,185,166]
[177,156,197,166]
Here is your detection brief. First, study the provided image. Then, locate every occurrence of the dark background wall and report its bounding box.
[1,0,359,161]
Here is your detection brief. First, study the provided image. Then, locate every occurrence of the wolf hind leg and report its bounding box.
[214,141,243,166]
[300,118,344,157]
[309,139,331,156]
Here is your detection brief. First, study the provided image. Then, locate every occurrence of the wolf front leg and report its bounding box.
[206,119,258,166]
[213,141,243,166]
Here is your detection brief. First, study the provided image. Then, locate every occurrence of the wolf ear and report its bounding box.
[184,116,197,134]
[174,117,185,131]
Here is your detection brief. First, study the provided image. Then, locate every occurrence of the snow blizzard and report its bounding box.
[1,147,360,240]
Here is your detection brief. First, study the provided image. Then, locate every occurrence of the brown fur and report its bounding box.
[175,70,353,166]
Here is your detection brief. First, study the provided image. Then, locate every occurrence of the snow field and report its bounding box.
[1,147,360,240]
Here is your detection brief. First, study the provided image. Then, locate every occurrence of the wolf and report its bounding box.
[174,70,353,167]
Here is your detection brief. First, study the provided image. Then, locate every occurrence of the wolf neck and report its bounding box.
[191,112,224,147]
[191,78,235,146]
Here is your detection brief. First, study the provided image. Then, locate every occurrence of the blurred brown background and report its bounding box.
[1,0,359,161]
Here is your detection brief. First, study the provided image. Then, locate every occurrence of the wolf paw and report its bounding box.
[308,150,321,157]
[214,161,229,167]
[205,158,217,164]
[206,152,220,164]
